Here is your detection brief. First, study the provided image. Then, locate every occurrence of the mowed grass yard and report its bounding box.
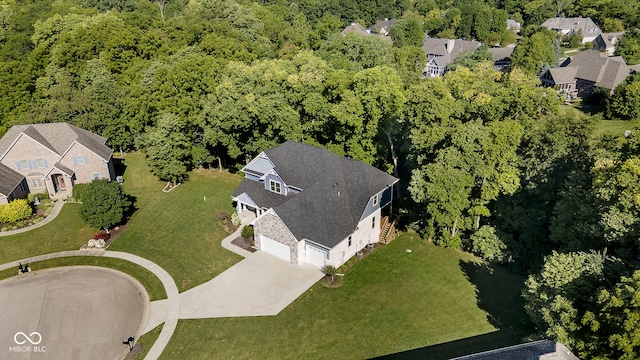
[0,203,96,264]
[160,233,531,360]
[109,152,243,291]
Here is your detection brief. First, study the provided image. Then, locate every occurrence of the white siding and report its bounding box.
[328,208,381,268]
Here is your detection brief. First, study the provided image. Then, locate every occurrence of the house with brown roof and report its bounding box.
[593,32,625,56]
[0,123,115,203]
[342,21,393,44]
[232,141,398,268]
[541,17,601,43]
[540,50,634,98]
[423,38,481,77]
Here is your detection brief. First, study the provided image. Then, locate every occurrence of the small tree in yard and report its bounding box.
[80,179,132,232]
[323,265,337,283]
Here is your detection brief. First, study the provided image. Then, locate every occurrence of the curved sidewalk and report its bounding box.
[0,250,178,360]
[0,200,64,237]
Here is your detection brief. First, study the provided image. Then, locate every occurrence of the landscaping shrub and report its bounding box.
[93,231,111,241]
[241,225,254,239]
[0,199,32,223]
[72,183,89,202]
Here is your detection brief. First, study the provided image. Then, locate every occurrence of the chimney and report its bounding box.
[446,39,455,53]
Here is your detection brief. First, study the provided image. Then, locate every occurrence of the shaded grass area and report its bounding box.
[129,325,163,360]
[161,233,531,359]
[0,257,167,301]
[0,203,96,264]
[594,118,640,138]
[109,152,243,292]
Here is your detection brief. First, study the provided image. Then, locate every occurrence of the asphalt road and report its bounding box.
[0,267,147,360]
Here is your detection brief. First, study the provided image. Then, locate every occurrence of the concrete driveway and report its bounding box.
[0,267,148,360]
[177,251,323,319]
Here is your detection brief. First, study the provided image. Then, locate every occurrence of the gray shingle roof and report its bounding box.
[545,50,631,90]
[0,123,112,160]
[341,23,370,36]
[541,17,601,37]
[0,163,24,196]
[452,340,580,360]
[423,38,481,67]
[235,141,398,248]
[367,19,396,35]
[488,46,515,62]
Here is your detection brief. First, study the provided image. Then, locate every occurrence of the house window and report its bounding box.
[373,194,378,206]
[74,155,86,165]
[36,159,47,168]
[348,236,352,247]
[19,181,26,192]
[32,179,43,188]
[18,160,28,170]
[90,173,104,181]
[372,216,376,229]
[269,180,281,194]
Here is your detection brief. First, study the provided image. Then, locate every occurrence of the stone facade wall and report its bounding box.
[254,212,298,264]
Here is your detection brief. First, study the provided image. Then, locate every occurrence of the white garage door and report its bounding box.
[260,235,291,263]
[306,244,326,268]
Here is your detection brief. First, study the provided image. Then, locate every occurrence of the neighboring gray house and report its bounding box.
[593,32,625,56]
[0,123,115,203]
[540,50,633,98]
[541,17,601,43]
[506,19,521,33]
[488,45,516,71]
[341,23,370,37]
[367,18,396,36]
[423,38,481,77]
[452,340,580,360]
[232,141,398,268]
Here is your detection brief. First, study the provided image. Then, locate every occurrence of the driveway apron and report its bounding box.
[178,251,323,319]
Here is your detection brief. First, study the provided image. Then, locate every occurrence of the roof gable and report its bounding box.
[238,141,398,248]
[0,123,112,161]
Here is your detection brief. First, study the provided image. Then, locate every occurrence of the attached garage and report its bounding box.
[260,234,292,263]
[306,243,327,268]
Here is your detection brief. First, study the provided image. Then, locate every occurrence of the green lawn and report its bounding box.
[0,203,96,264]
[109,152,243,292]
[160,233,531,359]
[594,118,640,138]
[0,257,166,301]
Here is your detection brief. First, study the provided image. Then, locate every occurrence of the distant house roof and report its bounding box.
[0,123,112,161]
[423,38,481,68]
[506,19,521,32]
[234,141,398,248]
[341,23,370,37]
[452,340,580,360]
[545,50,631,90]
[0,163,24,196]
[595,32,625,48]
[541,17,601,37]
[367,18,396,36]
[488,46,516,63]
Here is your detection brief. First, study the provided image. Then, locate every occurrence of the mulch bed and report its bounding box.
[231,236,256,253]
[162,182,180,192]
[80,223,129,250]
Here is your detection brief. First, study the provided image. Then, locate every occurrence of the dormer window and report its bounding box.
[373,194,378,206]
[269,179,281,194]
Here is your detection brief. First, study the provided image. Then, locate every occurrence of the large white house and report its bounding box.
[232,141,398,269]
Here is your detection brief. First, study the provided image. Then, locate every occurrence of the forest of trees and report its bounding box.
[2,0,640,358]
